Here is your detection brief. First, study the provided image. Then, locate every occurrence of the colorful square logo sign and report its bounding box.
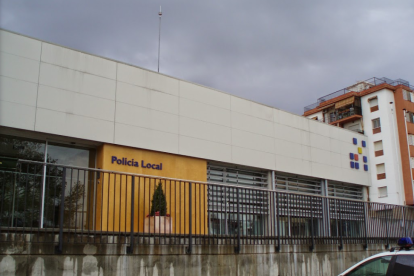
[350,138,368,171]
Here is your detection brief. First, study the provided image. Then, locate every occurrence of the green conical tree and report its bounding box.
[150,182,167,216]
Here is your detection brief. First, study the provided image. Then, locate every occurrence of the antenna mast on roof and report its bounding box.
[158,6,162,73]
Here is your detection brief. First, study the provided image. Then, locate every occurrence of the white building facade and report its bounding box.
[0,28,374,209]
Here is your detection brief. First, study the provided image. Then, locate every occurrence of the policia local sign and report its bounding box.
[111,156,163,170]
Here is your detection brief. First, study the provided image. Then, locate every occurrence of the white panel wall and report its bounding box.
[361,89,405,204]
[0,30,41,130]
[0,30,371,186]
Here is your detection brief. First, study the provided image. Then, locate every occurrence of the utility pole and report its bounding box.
[158,6,162,73]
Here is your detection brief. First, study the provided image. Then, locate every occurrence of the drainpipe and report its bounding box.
[391,102,405,205]
[403,109,413,205]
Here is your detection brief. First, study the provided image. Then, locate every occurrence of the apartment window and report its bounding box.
[378,186,388,198]
[374,140,384,157]
[403,90,412,101]
[372,118,381,134]
[408,135,414,146]
[405,112,414,123]
[368,97,379,112]
[376,163,386,180]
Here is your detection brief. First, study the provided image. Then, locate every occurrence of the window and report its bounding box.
[328,181,363,200]
[405,112,414,123]
[403,90,412,101]
[372,118,381,128]
[207,163,268,236]
[275,173,322,195]
[346,256,391,276]
[0,134,96,229]
[374,140,384,157]
[376,163,386,180]
[378,186,388,198]
[393,255,414,275]
[368,97,379,112]
[408,135,414,146]
[372,118,381,134]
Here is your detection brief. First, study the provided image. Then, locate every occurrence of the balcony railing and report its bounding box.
[327,106,362,124]
[1,160,413,254]
[304,77,414,113]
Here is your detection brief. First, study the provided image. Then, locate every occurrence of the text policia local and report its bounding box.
[111,156,163,170]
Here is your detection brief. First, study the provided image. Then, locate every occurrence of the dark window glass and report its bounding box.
[45,143,95,230]
[47,143,94,167]
[346,255,391,276]
[392,255,414,276]
[0,135,45,162]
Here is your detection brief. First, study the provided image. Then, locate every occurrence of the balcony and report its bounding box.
[304,77,413,113]
[327,106,362,125]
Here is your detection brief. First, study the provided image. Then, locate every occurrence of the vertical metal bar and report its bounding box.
[81,169,86,240]
[363,202,368,249]
[310,196,314,251]
[56,167,66,254]
[338,199,343,250]
[137,177,140,243]
[403,206,407,237]
[40,141,48,228]
[276,192,280,251]
[75,169,80,234]
[174,180,177,244]
[235,187,240,253]
[100,172,104,243]
[68,169,73,238]
[186,182,192,254]
[106,173,110,236]
[127,176,135,254]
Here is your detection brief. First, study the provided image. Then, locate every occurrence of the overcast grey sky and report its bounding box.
[1,0,413,114]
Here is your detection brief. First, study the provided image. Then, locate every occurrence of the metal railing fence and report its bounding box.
[0,160,413,253]
[304,77,414,113]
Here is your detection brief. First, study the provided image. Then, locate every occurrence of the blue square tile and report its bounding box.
[364,164,368,171]
[353,138,357,145]
[350,153,354,160]
[355,163,360,170]
[350,161,355,168]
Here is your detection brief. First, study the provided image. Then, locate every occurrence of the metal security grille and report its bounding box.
[274,173,322,195]
[328,181,364,200]
[207,163,268,235]
[207,163,268,188]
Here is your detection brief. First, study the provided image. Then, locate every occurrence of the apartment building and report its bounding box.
[304,78,414,206]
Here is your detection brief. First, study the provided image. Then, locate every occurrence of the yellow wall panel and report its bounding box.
[94,144,208,234]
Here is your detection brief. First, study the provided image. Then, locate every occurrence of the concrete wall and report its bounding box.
[0,237,388,276]
[0,29,370,186]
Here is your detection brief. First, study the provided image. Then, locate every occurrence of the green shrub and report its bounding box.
[150,182,167,216]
